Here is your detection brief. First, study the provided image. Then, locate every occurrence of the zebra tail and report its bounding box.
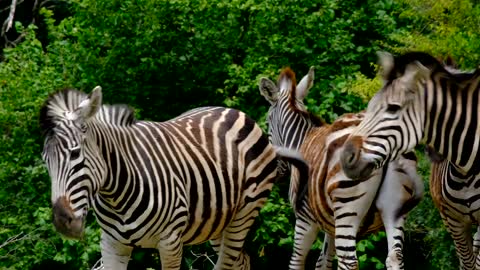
[274,146,310,211]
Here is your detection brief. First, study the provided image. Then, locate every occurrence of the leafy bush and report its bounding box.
[2,0,477,269]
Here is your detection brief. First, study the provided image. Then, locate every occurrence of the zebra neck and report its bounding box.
[282,119,314,151]
[424,75,480,174]
[86,121,144,204]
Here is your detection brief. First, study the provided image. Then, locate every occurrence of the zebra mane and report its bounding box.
[40,88,136,136]
[386,51,480,83]
[278,67,325,127]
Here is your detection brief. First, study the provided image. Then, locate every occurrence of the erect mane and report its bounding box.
[385,52,444,82]
[386,51,480,83]
[439,55,478,81]
[40,88,136,136]
[277,67,325,127]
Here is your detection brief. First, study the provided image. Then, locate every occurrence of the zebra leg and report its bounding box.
[289,215,320,270]
[473,225,480,256]
[214,202,262,270]
[380,214,405,270]
[210,237,251,270]
[375,158,423,270]
[157,230,184,270]
[441,211,475,270]
[315,233,335,270]
[100,232,133,270]
[330,174,382,270]
[473,226,480,269]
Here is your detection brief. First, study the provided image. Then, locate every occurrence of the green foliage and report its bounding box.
[1,0,478,269]
[0,18,100,270]
[341,69,383,102]
[390,0,480,69]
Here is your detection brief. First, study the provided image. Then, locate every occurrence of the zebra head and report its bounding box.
[40,86,106,239]
[341,52,432,180]
[259,66,321,149]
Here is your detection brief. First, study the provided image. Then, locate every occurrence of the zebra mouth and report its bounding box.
[53,215,86,240]
[52,197,86,240]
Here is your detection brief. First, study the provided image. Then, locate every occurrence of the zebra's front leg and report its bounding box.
[474,226,480,269]
[157,229,184,270]
[289,214,320,270]
[376,158,423,270]
[315,233,335,270]
[379,213,406,270]
[473,225,480,256]
[100,231,133,270]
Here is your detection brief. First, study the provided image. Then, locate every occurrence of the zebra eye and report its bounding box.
[386,104,401,113]
[70,147,81,160]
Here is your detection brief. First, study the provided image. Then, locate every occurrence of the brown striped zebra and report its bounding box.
[259,67,424,270]
[40,86,309,270]
[340,51,480,270]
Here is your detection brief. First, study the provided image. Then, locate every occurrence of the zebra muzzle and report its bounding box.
[341,137,375,180]
[52,196,85,239]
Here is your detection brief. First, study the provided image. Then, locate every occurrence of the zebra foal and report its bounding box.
[340,51,480,270]
[259,67,423,270]
[40,86,308,270]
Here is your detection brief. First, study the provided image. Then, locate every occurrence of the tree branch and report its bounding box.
[2,0,18,36]
[0,232,28,250]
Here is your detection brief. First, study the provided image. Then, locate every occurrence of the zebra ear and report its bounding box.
[377,51,394,80]
[401,61,430,90]
[78,86,103,121]
[259,77,279,104]
[296,66,314,101]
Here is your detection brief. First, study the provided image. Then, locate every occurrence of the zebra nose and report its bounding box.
[341,140,361,169]
[52,196,84,239]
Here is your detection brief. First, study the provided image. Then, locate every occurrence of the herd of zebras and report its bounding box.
[39,51,480,270]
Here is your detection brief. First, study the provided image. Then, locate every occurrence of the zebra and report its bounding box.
[259,67,424,270]
[40,86,309,270]
[339,51,480,270]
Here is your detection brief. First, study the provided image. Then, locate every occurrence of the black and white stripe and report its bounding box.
[341,51,480,270]
[41,86,308,270]
[260,67,423,270]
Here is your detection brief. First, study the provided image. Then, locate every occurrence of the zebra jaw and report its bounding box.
[52,196,86,239]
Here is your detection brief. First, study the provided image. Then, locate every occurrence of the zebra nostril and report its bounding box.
[347,152,356,164]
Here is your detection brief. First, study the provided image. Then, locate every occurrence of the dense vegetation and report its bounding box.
[1,0,479,269]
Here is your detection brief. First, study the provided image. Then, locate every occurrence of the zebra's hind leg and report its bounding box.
[288,215,320,270]
[100,232,133,270]
[441,211,475,270]
[157,230,184,270]
[214,201,263,270]
[315,233,335,270]
[211,237,249,270]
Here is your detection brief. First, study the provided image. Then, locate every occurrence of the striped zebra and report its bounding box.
[259,67,423,270]
[340,51,480,270]
[40,86,309,270]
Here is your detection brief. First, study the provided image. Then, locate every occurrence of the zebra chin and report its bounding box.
[52,196,86,240]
